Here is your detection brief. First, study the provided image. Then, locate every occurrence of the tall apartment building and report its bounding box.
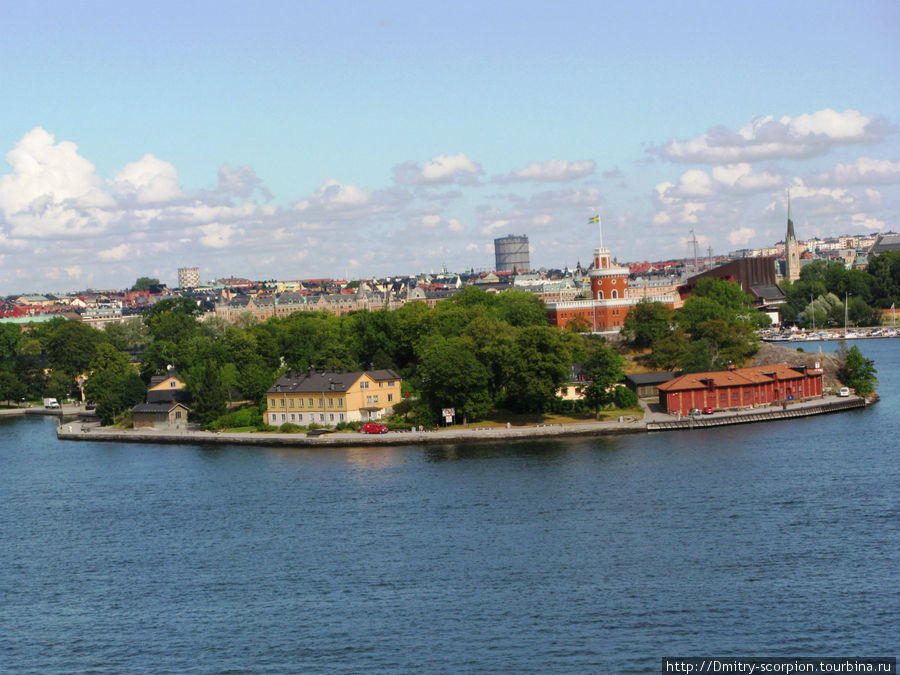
[177,267,200,289]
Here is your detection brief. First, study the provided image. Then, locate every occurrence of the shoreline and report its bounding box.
[53,394,871,447]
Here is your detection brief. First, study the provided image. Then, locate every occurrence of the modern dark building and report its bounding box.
[494,234,530,272]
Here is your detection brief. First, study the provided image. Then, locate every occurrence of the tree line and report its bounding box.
[779,251,900,328]
[0,289,636,427]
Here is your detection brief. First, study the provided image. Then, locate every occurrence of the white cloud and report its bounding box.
[655,109,891,163]
[199,223,242,248]
[113,154,184,203]
[97,243,134,261]
[815,157,900,185]
[850,213,886,231]
[217,164,273,200]
[393,153,483,186]
[294,179,372,211]
[501,159,596,182]
[728,227,756,246]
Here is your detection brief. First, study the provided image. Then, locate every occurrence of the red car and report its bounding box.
[702,406,715,415]
[360,422,389,434]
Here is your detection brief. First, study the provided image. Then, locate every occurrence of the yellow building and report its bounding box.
[264,368,401,427]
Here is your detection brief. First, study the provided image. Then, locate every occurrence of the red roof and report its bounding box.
[658,363,814,392]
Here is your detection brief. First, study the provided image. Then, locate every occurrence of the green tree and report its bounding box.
[0,323,22,360]
[416,334,492,422]
[0,367,26,406]
[494,289,547,327]
[838,344,877,396]
[45,319,104,378]
[83,344,146,425]
[132,277,161,292]
[582,343,626,415]
[505,326,572,413]
[187,359,228,427]
[622,299,673,348]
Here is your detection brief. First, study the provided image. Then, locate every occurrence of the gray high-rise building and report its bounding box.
[494,234,530,272]
[178,267,200,289]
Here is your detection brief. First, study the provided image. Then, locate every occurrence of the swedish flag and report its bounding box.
[588,215,599,224]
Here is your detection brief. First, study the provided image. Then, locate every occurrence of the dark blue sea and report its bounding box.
[2,340,897,673]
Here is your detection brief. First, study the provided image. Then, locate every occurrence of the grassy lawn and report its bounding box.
[464,406,644,428]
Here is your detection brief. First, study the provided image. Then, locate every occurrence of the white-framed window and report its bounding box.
[329,413,334,421]
[270,398,276,407]
[598,291,604,299]
[308,398,313,407]
[318,398,324,407]
[388,393,393,402]
[290,414,295,421]
[328,398,333,407]
[299,398,304,407]
[281,414,286,421]
[279,399,284,407]
[379,381,383,388]
[611,278,616,284]
[373,395,379,404]
[289,399,294,407]
[319,414,324,421]
[366,395,372,404]
[612,290,618,299]
[339,413,344,421]
[298,414,303,421]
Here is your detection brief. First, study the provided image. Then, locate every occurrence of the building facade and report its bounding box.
[178,267,201,289]
[264,369,401,426]
[656,362,824,416]
[546,241,678,331]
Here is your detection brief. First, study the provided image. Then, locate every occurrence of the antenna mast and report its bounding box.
[690,229,699,273]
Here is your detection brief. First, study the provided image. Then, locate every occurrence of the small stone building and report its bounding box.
[132,402,190,429]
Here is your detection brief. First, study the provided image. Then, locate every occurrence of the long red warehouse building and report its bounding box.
[656,362,824,415]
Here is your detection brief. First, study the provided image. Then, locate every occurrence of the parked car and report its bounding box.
[838,387,850,397]
[702,406,715,414]
[360,422,389,434]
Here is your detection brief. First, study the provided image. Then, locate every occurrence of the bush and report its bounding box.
[278,422,304,433]
[255,423,278,432]
[335,421,358,431]
[209,405,263,430]
[613,386,639,409]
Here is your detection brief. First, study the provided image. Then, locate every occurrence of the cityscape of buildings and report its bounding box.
[2,220,897,331]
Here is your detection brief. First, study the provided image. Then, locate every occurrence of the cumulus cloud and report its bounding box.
[97,243,134,261]
[497,159,595,183]
[113,154,184,204]
[656,164,781,203]
[0,127,115,237]
[294,179,372,211]
[217,163,274,200]
[814,157,900,185]
[654,109,892,163]
[393,152,483,186]
[728,227,756,246]
[198,223,243,248]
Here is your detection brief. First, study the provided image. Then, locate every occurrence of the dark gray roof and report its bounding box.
[268,369,400,395]
[625,371,679,386]
[870,233,900,255]
[133,402,189,414]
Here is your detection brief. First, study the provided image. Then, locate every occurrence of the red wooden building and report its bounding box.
[656,362,824,415]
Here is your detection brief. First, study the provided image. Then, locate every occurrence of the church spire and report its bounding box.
[786,188,796,241]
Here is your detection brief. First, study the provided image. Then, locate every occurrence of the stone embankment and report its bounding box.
[54,394,872,447]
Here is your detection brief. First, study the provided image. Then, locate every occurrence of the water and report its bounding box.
[2,340,897,673]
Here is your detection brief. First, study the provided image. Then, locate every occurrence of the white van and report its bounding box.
[838,387,850,397]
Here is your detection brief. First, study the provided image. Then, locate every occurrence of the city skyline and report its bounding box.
[1,1,899,293]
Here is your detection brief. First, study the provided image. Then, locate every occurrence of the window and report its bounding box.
[289,399,294,407]
[279,399,285,407]
[318,398,324,407]
[388,381,395,387]
[611,290,618,299]
[281,414,286,421]
[329,414,334,421]
[175,411,182,419]
[597,291,604,299]
[308,398,313,407]
[319,414,324,421]
[290,414,295,421]
[611,279,616,284]
[336,398,343,407]
[328,398,334,407]
[298,398,304,407]
[170,381,176,388]
[379,381,383,388]
[374,395,379,404]
[298,414,303,422]
[270,398,276,407]
[339,413,344,421]
[388,393,393,402]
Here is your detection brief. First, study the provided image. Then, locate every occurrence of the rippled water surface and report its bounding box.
[2,340,897,673]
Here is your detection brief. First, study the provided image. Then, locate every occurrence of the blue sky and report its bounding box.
[1,0,899,292]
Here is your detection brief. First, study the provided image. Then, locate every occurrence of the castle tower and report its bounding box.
[587,217,628,300]
[785,192,800,282]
